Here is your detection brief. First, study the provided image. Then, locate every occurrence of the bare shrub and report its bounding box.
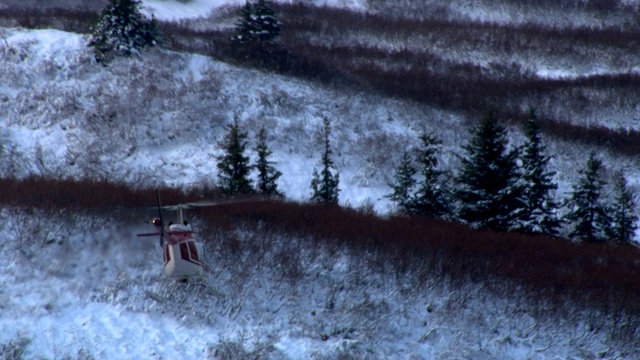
[0,335,31,360]
[207,333,281,360]
[0,7,98,32]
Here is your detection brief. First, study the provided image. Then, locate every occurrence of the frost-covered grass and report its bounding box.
[2,0,640,358]
[1,33,640,254]
[2,26,640,216]
[1,207,637,359]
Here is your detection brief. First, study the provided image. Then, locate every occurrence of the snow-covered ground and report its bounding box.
[1,208,630,359]
[3,27,639,214]
[1,0,640,358]
[141,0,368,21]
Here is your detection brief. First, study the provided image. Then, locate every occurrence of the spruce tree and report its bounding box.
[216,118,254,196]
[254,128,283,197]
[609,169,637,243]
[233,0,281,44]
[513,110,561,236]
[233,1,259,44]
[88,0,161,62]
[564,152,611,242]
[412,132,450,219]
[455,110,524,231]
[385,151,417,215]
[311,118,340,204]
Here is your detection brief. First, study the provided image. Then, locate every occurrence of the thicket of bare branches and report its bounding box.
[3,177,639,320]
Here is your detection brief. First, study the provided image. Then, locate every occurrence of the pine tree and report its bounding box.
[412,132,450,218]
[233,1,259,44]
[564,152,611,242]
[216,118,254,196]
[455,110,524,232]
[609,169,637,243]
[385,151,417,215]
[311,118,339,204]
[253,0,281,42]
[232,0,281,44]
[254,128,283,197]
[88,0,162,62]
[513,109,561,236]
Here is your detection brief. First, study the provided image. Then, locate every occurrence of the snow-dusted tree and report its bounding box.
[88,0,162,62]
[217,118,254,196]
[233,0,281,44]
[454,110,524,232]
[311,118,339,204]
[412,132,451,219]
[564,152,611,243]
[385,151,417,215]
[609,169,637,243]
[254,128,283,197]
[512,110,561,236]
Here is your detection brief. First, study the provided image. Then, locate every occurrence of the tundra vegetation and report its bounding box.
[2,0,640,357]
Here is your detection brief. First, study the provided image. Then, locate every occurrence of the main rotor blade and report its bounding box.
[156,189,164,247]
[137,232,162,237]
[184,196,269,208]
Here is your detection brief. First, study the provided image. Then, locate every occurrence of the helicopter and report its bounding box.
[137,189,262,281]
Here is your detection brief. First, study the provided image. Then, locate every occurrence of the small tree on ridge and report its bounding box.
[385,151,417,215]
[88,0,162,62]
[512,109,561,236]
[254,128,283,197]
[217,118,254,196]
[564,152,611,242]
[412,132,451,219]
[609,169,637,243]
[311,118,339,204]
[233,0,281,45]
[454,110,524,231]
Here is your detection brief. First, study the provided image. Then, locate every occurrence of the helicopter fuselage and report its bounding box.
[162,224,207,278]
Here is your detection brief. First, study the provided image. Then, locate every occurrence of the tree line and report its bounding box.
[215,117,339,204]
[84,1,637,243]
[216,108,638,244]
[386,109,638,243]
[86,0,281,63]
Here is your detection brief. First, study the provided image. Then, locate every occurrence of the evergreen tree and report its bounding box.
[412,132,450,218]
[609,169,637,243]
[216,118,254,196]
[88,0,161,62]
[455,110,524,232]
[564,152,611,242]
[512,110,561,236]
[385,151,417,214]
[311,118,339,204]
[232,0,281,44]
[254,128,283,197]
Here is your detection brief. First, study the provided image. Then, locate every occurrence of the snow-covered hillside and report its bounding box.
[2,0,640,358]
[2,26,639,214]
[137,0,367,22]
[2,208,632,359]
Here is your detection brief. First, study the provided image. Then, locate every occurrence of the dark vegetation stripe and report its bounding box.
[2,176,640,314]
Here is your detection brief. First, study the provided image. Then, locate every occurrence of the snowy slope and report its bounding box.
[1,1,640,358]
[140,0,368,21]
[1,208,628,359]
[3,26,639,214]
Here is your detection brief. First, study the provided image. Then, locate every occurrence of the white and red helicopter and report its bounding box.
[137,190,210,280]
[137,190,264,282]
